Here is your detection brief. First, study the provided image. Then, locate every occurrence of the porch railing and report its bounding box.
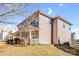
[30,39,39,44]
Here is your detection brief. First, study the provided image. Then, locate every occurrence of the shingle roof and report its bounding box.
[38,10,72,25]
[18,10,72,26]
[52,16,72,25]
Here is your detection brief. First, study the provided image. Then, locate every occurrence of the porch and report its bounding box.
[18,26,39,45]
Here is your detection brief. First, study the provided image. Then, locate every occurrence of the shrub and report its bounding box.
[63,42,70,46]
[6,39,14,45]
[75,49,79,55]
[6,39,10,44]
[55,44,77,55]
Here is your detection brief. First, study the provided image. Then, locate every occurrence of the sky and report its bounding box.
[1,3,79,39]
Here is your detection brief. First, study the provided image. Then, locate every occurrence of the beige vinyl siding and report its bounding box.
[57,18,71,44]
[39,14,51,44]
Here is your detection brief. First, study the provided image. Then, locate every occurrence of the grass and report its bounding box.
[0,42,73,56]
[72,45,79,55]
[0,42,6,48]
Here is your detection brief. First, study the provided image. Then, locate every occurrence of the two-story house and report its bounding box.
[17,10,72,45]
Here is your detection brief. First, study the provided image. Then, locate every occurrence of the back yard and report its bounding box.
[0,42,73,56]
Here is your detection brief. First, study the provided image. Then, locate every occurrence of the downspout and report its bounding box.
[51,19,53,44]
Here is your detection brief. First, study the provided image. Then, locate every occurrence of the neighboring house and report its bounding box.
[71,32,76,45]
[74,39,79,46]
[0,29,12,41]
[17,10,72,45]
[5,31,13,40]
[0,30,3,41]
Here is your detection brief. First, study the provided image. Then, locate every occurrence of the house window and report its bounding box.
[32,31,39,39]
[22,32,29,38]
[26,32,29,39]
[22,32,25,37]
[31,20,35,26]
[30,18,39,27]
[24,20,30,26]
[18,25,22,30]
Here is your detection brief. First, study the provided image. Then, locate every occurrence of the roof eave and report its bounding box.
[52,16,72,25]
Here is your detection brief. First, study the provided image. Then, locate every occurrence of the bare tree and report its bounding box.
[0,3,33,24]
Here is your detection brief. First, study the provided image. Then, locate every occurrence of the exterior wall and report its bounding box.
[57,18,71,44]
[39,14,51,44]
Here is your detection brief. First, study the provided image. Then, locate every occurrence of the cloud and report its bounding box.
[59,4,64,7]
[47,8,53,15]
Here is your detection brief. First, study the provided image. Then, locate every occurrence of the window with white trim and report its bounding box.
[30,18,39,27]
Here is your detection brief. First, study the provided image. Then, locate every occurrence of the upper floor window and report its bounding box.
[30,18,39,27]
[18,25,22,30]
[24,20,30,26]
